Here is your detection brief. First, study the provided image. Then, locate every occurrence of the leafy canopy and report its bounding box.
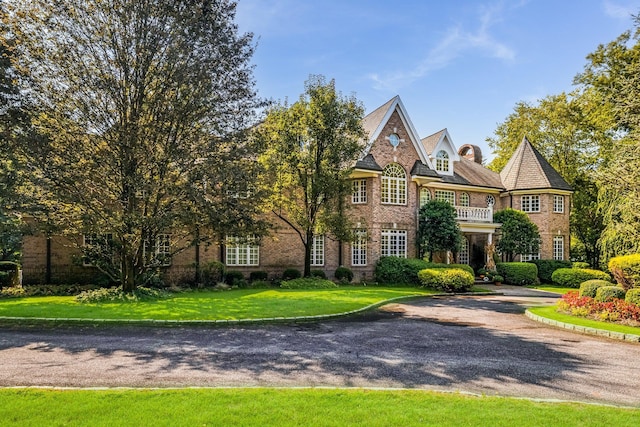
[494,208,540,262]
[417,199,462,262]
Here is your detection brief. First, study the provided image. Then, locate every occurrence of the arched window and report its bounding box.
[460,192,470,207]
[381,164,406,205]
[419,188,431,207]
[435,150,450,173]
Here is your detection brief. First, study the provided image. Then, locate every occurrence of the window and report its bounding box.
[381,229,407,258]
[435,190,455,205]
[459,237,470,265]
[311,235,324,266]
[226,236,259,266]
[381,164,406,205]
[144,234,172,266]
[83,233,114,267]
[388,133,400,148]
[554,195,564,213]
[435,150,450,173]
[352,229,367,266]
[459,192,470,207]
[553,236,564,260]
[486,195,495,207]
[521,195,540,212]
[352,179,367,204]
[521,251,540,262]
[419,188,431,207]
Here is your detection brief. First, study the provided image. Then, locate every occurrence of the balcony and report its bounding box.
[455,206,493,223]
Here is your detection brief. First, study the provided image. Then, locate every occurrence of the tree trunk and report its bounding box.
[304,230,313,277]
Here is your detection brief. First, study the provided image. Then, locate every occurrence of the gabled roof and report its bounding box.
[360,96,433,168]
[410,160,439,178]
[421,128,460,162]
[500,137,572,192]
[354,153,383,172]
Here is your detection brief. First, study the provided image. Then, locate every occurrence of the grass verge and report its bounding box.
[527,284,574,294]
[528,305,640,336]
[0,287,435,321]
[1,388,638,427]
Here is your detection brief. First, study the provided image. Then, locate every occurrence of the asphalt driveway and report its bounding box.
[1,287,639,407]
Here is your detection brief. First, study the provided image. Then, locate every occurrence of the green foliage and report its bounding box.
[0,261,19,287]
[310,269,327,279]
[201,261,225,286]
[496,262,539,286]
[246,280,273,289]
[0,213,24,262]
[430,263,475,276]
[249,271,269,282]
[625,288,640,305]
[282,268,302,280]
[579,280,613,298]
[257,75,365,276]
[529,259,572,283]
[417,268,474,293]
[493,209,541,262]
[608,254,640,290]
[334,266,353,283]
[280,278,338,289]
[572,262,590,269]
[552,268,611,288]
[374,257,432,285]
[492,275,504,283]
[594,286,626,303]
[224,271,245,286]
[75,286,170,303]
[417,200,462,261]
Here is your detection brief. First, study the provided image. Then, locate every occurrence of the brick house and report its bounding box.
[21,96,572,284]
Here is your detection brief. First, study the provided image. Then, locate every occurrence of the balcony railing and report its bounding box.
[455,206,493,223]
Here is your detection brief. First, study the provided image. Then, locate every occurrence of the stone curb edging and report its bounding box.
[525,309,640,343]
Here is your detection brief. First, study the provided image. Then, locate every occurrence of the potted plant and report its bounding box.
[477,268,487,279]
[493,274,504,285]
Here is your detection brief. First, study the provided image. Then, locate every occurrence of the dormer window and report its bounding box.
[435,150,450,173]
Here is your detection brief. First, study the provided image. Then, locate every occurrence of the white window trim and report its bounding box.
[553,195,564,213]
[435,190,455,205]
[352,229,367,266]
[381,229,407,258]
[352,179,367,204]
[553,235,564,261]
[521,195,540,213]
[311,235,325,266]
[226,236,260,266]
[381,164,406,205]
[144,234,172,267]
[435,150,451,174]
[419,187,431,208]
[459,192,470,207]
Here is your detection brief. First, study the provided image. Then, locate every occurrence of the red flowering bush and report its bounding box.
[557,291,640,325]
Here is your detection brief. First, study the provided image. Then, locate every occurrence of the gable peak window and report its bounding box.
[435,150,450,173]
[381,163,406,205]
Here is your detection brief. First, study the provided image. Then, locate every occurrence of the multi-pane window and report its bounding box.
[521,251,540,262]
[459,237,470,265]
[144,234,172,266]
[419,188,431,207]
[226,236,259,266]
[381,229,407,258]
[553,236,564,260]
[381,164,406,205]
[521,195,540,212]
[459,192,470,207]
[435,150,450,173]
[435,190,455,205]
[311,235,324,266]
[351,229,367,266]
[553,195,564,213]
[352,179,367,204]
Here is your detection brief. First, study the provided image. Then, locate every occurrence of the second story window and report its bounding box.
[521,195,540,212]
[419,188,431,208]
[381,164,406,205]
[459,192,470,207]
[435,190,455,205]
[553,195,564,213]
[352,179,367,204]
[435,150,450,173]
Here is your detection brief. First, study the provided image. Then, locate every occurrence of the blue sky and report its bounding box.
[235,0,640,162]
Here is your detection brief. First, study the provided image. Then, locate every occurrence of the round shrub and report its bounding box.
[625,288,640,306]
[280,278,338,289]
[282,268,302,280]
[572,262,590,269]
[496,262,538,286]
[334,266,353,283]
[418,268,474,293]
[608,254,640,290]
[201,261,225,286]
[579,279,612,298]
[224,270,245,286]
[528,259,572,283]
[551,268,611,288]
[310,269,327,279]
[249,270,269,282]
[594,286,626,303]
[417,269,440,288]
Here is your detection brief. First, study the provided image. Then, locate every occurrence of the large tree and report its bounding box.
[494,208,541,262]
[417,200,462,262]
[256,76,365,277]
[4,0,265,291]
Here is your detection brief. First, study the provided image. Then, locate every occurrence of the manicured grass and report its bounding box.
[1,388,637,426]
[0,287,435,321]
[528,284,574,294]
[528,305,640,336]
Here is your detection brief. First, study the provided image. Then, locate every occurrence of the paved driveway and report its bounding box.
[1,287,639,407]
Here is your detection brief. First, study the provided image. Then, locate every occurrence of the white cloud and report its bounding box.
[603,0,640,19]
[368,2,517,92]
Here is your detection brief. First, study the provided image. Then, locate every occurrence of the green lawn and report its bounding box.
[527,284,575,294]
[528,305,640,336]
[0,287,435,321]
[1,388,638,427]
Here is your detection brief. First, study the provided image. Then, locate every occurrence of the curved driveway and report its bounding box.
[1,287,639,407]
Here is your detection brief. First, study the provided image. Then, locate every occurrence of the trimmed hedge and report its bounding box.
[224,270,245,286]
[201,261,225,286]
[249,271,269,282]
[280,278,338,289]
[608,254,640,290]
[334,266,353,283]
[282,268,302,280]
[579,280,612,298]
[572,262,590,269]
[528,259,572,283]
[551,268,611,288]
[625,288,640,306]
[430,263,474,277]
[417,268,474,293]
[310,269,327,279]
[495,262,538,286]
[374,257,432,285]
[594,286,626,303]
